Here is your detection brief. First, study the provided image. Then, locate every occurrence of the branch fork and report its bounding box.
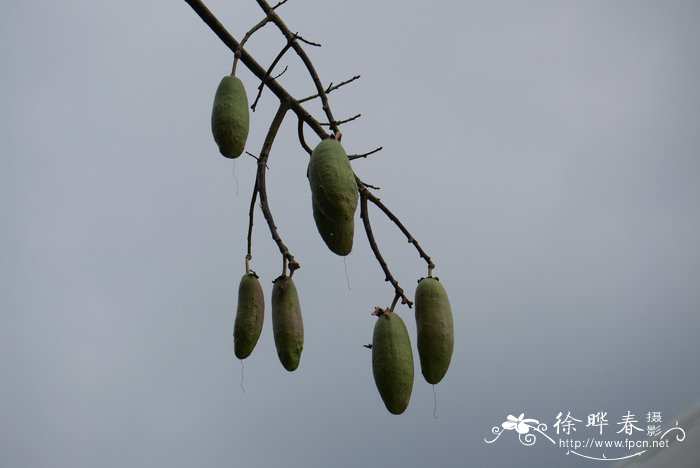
[186,0,436,308]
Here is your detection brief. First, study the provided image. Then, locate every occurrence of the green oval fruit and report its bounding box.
[415,277,454,384]
[233,272,265,359]
[308,139,358,255]
[271,276,304,371]
[372,311,414,415]
[211,75,250,158]
[312,200,354,256]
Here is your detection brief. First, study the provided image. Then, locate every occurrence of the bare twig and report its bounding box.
[348,146,383,160]
[245,151,269,169]
[359,191,412,308]
[298,75,361,103]
[297,117,313,155]
[272,0,288,9]
[186,0,436,296]
[359,179,435,273]
[232,16,272,75]
[255,0,340,135]
[320,114,361,127]
[257,103,300,272]
[251,41,294,111]
[272,66,288,80]
[294,32,321,47]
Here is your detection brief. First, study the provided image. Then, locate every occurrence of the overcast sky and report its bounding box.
[2,1,699,467]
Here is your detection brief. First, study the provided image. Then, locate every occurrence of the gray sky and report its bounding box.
[2,1,699,467]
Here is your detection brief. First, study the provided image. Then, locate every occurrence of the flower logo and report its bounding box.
[502,413,540,434]
[485,412,554,446]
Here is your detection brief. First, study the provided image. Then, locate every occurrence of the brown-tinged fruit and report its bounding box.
[415,277,454,384]
[271,275,304,371]
[372,310,414,414]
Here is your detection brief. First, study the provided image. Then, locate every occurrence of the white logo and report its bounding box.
[485,411,686,462]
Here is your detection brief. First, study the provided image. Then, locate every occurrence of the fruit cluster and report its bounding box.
[213,75,453,414]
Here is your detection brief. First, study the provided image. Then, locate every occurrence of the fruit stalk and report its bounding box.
[253,102,300,273]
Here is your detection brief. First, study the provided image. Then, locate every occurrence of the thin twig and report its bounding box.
[294,32,321,47]
[359,179,435,272]
[272,0,288,9]
[245,151,269,169]
[298,75,361,103]
[348,146,383,160]
[298,117,313,155]
[255,0,340,135]
[257,103,300,272]
[251,41,294,111]
[320,114,361,127]
[232,16,272,75]
[186,0,436,285]
[359,191,412,308]
[272,66,288,80]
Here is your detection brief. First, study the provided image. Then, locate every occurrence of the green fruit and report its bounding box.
[233,272,265,359]
[312,200,354,256]
[415,277,454,384]
[372,311,414,415]
[211,75,250,158]
[308,139,358,255]
[271,276,304,371]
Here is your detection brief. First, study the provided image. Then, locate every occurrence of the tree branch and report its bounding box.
[297,117,313,155]
[254,0,340,135]
[321,114,361,127]
[294,32,321,47]
[256,103,300,273]
[298,75,361,103]
[251,41,294,111]
[271,0,288,9]
[186,0,436,291]
[271,66,288,80]
[359,190,412,308]
[360,181,435,274]
[232,15,271,75]
[348,146,383,161]
[245,177,259,273]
